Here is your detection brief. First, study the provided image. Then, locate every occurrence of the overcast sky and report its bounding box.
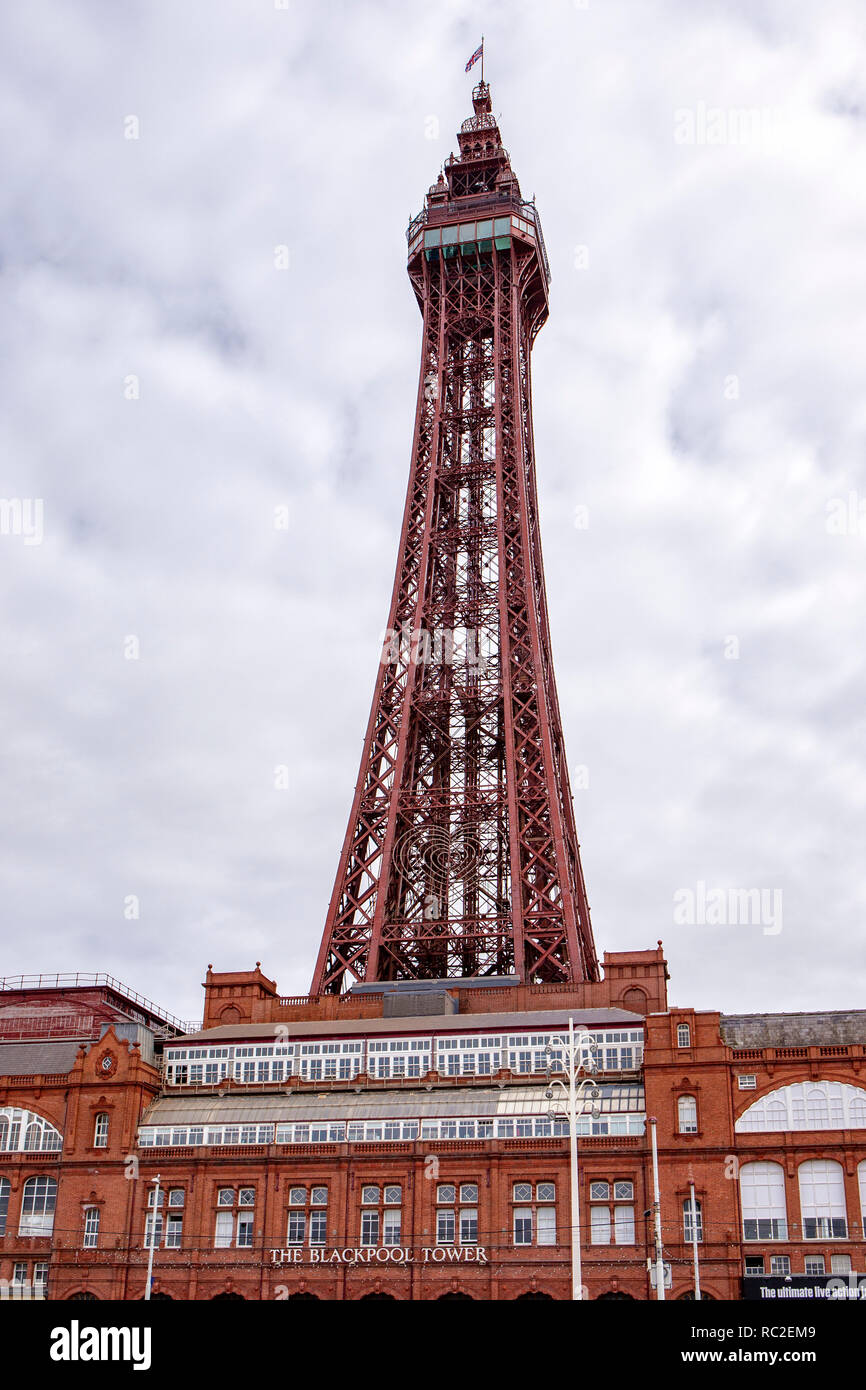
[1,0,865,1024]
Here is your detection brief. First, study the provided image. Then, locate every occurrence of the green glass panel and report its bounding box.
[493,217,510,235]
[494,236,510,250]
[459,222,476,241]
[424,229,440,248]
[477,220,493,238]
[441,225,458,245]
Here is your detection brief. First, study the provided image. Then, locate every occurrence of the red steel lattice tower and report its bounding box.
[312,84,598,992]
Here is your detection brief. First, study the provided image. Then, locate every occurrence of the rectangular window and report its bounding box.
[145,1213,163,1249]
[214,1211,233,1248]
[0,1178,9,1237]
[614,1206,635,1245]
[738,1075,757,1090]
[287,1211,305,1245]
[236,1212,254,1248]
[744,1257,764,1276]
[537,1207,556,1247]
[831,1254,852,1274]
[383,1209,402,1246]
[804,1256,825,1276]
[83,1207,100,1249]
[513,1209,532,1246]
[165,1214,183,1249]
[590,1206,611,1245]
[309,1210,327,1246]
[460,1208,478,1246]
[361,1211,379,1247]
[437,1209,456,1245]
[93,1114,109,1147]
[770,1255,791,1276]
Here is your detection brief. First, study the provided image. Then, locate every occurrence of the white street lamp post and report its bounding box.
[144,1173,161,1302]
[544,1017,601,1302]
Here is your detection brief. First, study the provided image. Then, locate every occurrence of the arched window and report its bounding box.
[0,1177,9,1237]
[683,1196,703,1243]
[19,1176,57,1237]
[740,1162,787,1240]
[0,1107,62,1153]
[93,1113,109,1148]
[678,1096,698,1134]
[736,1081,866,1133]
[799,1160,847,1239]
[677,1023,691,1048]
[858,1162,866,1232]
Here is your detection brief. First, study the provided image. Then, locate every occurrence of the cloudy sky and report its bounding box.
[1,0,865,1024]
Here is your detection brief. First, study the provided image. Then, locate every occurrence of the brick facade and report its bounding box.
[2,955,865,1301]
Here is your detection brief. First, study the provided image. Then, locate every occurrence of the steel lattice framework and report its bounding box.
[312,84,598,992]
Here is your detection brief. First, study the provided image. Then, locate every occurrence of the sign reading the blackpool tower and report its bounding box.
[269,1246,488,1266]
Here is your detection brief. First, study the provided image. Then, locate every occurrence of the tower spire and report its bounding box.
[312,93,598,993]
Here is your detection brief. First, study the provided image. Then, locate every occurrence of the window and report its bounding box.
[736,1080,866,1133]
[19,1176,57,1236]
[286,1186,328,1246]
[677,1023,691,1048]
[799,1160,847,1239]
[144,1212,163,1249]
[93,1113,109,1148]
[0,1107,62,1154]
[804,1255,825,1276]
[678,1096,698,1134]
[770,1255,790,1276]
[513,1208,533,1245]
[83,1207,100,1249]
[590,1206,611,1245]
[12,1263,28,1285]
[436,1182,478,1246]
[214,1188,255,1247]
[359,1185,400,1246]
[740,1162,788,1241]
[683,1197,703,1243]
[511,1182,556,1247]
[590,1178,634,1246]
[831,1255,852,1274]
[744,1256,764,1276]
[0,1177,9,1237]
[738,1075,757,1090]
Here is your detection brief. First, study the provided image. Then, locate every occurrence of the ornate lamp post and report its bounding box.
[544,1019,601,1301]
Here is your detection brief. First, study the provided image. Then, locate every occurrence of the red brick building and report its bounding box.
[3,955,866,1302]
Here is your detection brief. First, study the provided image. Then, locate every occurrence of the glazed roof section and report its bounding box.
[141,1082,645,1127]
[177,1007,644,1046]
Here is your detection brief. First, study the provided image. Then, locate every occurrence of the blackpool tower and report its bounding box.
[312,83,599,993]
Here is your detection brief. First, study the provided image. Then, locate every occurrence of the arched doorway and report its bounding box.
[678,1290,714,1300]
[360,1292,397,1300]
[287,1292,319,1300]
[212,1292,245,1301]
[68,1292,98,1300]
[437,1292,473,1300]
[138,1292,173,1300]
[516,1291,554,1300]
[596,1291,635,1300]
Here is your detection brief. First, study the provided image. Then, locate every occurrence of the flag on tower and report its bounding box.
[465,42,483,73]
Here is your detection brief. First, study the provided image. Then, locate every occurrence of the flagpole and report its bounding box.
[481,35,484,83]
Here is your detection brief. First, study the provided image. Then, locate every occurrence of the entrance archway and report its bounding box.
[360,1292,397,1300]
[68,1291,98,1301]
[596,1291,635,1300]
[212,1292,245,1301]
[516,1291,554,1300]
[437,1292,473,1300]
